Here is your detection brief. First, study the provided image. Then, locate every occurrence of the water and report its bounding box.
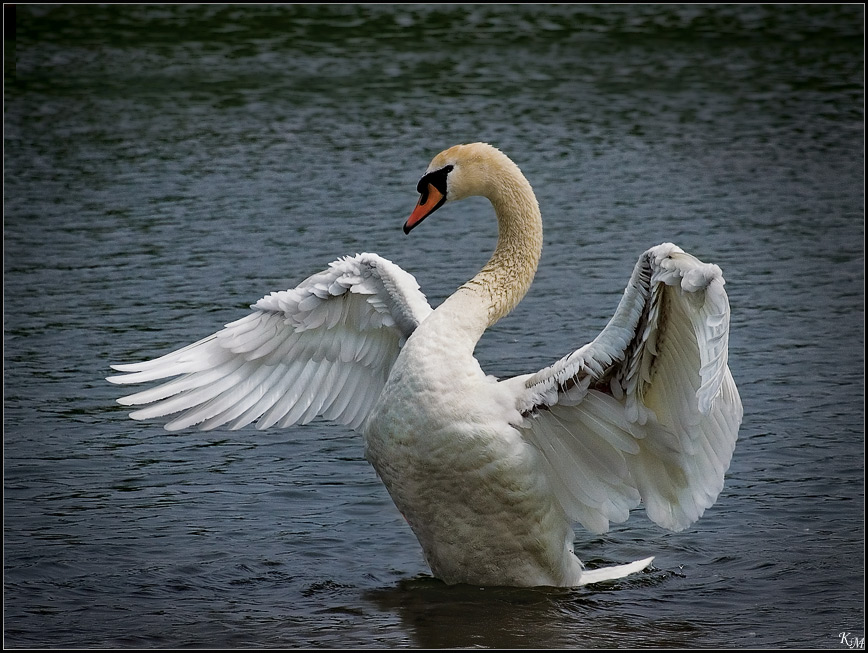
[4,4,863,648]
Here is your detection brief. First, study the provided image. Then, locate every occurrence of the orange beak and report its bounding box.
[404,184,445,234]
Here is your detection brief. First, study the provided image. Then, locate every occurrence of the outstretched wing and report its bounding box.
[515,243,742,534]
[108,253,433,432]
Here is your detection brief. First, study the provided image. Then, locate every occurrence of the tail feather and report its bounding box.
[578,556,654,586]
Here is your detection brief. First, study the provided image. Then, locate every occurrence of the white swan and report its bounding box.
[108,143,742,587]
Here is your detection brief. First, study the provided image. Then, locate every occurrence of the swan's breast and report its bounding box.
[362,331,580,586]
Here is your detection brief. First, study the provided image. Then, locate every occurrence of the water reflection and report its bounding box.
[365,573,709,649]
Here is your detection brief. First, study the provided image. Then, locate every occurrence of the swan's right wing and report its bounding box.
[107,253,432,432]
[514,244,742,535]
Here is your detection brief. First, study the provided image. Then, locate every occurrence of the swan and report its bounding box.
[108,142,742,587]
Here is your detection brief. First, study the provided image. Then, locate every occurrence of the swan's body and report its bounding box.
[108,143,742,587]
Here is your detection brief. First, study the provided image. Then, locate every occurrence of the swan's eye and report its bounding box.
[416,165,454,200]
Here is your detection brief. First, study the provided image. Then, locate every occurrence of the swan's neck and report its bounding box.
[437,167,543,349]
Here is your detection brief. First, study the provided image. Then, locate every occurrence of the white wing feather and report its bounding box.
[108,253,432,432]
[518,243,743,534]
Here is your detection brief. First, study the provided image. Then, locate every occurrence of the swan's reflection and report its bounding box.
[364,568,707,649]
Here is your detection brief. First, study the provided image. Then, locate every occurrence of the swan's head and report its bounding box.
[404,142,518,234]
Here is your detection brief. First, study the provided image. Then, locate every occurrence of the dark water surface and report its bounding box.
[4,4,864,648]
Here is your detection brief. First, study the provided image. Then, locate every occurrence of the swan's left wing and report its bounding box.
[514,243,742,534]
[108,253,432,432]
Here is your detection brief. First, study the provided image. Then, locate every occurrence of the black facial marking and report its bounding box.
[416,164,453,203]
